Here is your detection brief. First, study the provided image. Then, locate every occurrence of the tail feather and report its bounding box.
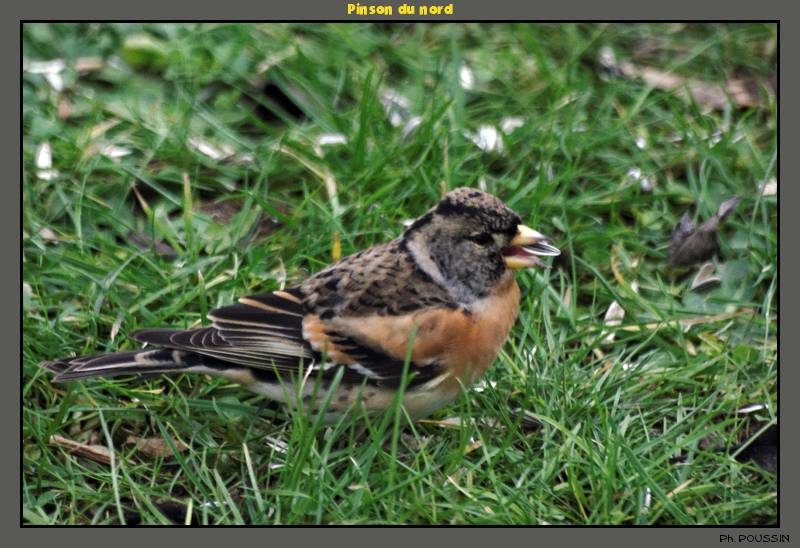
[40,348,197,382]
[40,359,70,375]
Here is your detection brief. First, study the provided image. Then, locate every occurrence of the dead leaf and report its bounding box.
[74,56,104,73]
[598,46,619,75]
[666,479,694,500]
[465,125,504,154]
[188,137,235,161]
[25,59,66,75]
[50,434,120,465]
[736,403,768,415]
[626,166,654,192]
[500,116,524,134]
[690,262,721,292]
[668,196,740,268]
[716,196,741,220]
[317,133,348,147]
[459,63,475,90]
[617,61,775,110]
[418,417,465,428]
[25,59,66,92]
[760,179,777,197]
[464,439,483,454]
[602,301,625,344]
[100,144,133,161]
[125,435,188,458]
[38,227,59,243]
[561,285,573,308]
[35,142,59,180]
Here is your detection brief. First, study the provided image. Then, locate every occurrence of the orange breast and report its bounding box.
[303,271,521,392]
[443,272,520,388]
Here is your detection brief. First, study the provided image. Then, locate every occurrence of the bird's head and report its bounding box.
[402,187,560,302]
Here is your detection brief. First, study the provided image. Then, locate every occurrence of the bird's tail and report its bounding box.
[40,348,203,382]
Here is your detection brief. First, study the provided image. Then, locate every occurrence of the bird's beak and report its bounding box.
[502,225,561,269]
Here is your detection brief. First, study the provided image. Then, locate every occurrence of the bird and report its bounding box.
[40,188,560,422]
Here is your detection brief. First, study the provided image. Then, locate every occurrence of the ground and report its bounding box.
[22,23,777,525]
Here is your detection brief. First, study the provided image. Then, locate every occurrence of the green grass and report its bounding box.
[22,23,777,525]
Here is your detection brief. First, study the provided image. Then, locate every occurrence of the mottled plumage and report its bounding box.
[41,188,559,421]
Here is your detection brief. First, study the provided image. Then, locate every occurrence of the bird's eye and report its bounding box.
[468,232,494,246]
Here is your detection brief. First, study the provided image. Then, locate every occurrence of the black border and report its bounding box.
[15,11,785,540]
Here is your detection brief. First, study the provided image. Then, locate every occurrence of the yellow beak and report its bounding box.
[502,225,560,269]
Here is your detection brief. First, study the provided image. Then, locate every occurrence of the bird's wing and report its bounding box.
[131,288,314,372]
[293,240,458,387]
[132,279,450,388]
[300,239,458,316]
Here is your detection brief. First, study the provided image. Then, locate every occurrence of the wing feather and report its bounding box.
[130,284,445,388]
[130,289,313,372]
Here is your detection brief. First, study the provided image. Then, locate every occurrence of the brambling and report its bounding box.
[41,188,560,421]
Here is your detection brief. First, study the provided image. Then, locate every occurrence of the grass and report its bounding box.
[22,23,777,525]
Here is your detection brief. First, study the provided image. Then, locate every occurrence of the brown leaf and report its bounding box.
[617,61,775,110]
[74,56,104,74]
[464,439,483,454]
[50,434,116,465]
[417,417,465,428]
[125,435,188,458]
[666,479,694,500]
[668,196,740,268]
